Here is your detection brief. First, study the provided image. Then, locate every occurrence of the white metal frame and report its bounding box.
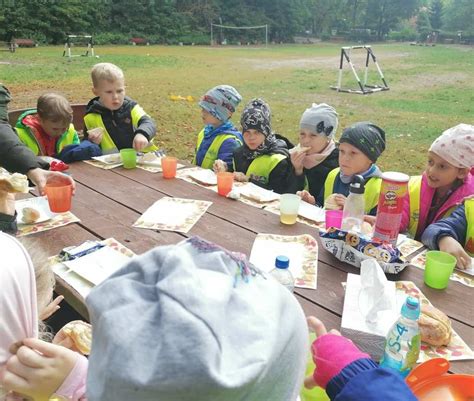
[63,35,95,58]
[331,45,389,95]
[210,23,268,48]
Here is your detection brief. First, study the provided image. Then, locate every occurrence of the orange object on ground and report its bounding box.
[406,358,474,401]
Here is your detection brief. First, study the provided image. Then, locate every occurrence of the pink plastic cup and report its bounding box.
[325,209,343,229]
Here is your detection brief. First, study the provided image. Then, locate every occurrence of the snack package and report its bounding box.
[320,228,408,274]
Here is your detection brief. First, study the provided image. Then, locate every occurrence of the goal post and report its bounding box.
[63,35,95,58]
[210,23,268,47]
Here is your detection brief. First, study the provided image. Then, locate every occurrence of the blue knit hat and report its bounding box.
[199,85,242,122]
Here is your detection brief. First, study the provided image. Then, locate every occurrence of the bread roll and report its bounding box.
[419,304,452,347]
[0,171,28,193]
[62,321,92,355]
[22,207,41,224]
[324,193,342,210]
[289,144,311,154]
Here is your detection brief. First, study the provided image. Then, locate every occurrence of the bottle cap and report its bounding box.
[275,255,290,269]
[401,296,420,320]
[349,175,365,194]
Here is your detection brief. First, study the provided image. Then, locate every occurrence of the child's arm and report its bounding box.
[217,137,241,172]
[266,158,295,194]
[134,105,156,141]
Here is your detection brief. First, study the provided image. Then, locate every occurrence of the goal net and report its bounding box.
[63,35,95,58]
[210,24,268,47]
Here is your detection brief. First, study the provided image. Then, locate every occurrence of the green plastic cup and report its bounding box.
[424,250,456,289]
[120,148,137,169]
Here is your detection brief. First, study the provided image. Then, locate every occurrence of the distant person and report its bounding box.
[422,197,473,270]
[400,124,474,239]
[215,98,294,194]
[290,103,339,199]
[84,62,157,153]
[301,122,386,216]
[14,93,99,163]
[193,85,242,171]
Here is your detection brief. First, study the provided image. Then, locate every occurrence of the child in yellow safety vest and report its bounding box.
[84,63,157,154]
[193,85,243,171]
[222,98,294,194]
[300,122,386,216]
[15,93,80,160]
[422,198,474,270]
[400,124,474,240]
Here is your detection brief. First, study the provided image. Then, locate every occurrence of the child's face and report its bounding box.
[39,118,69,138]
[201,108,222,127]
[243,129,265,150]
[338,142,372,176]
[299,129,330,154]
[425,151,468,190]
[93,78,125,111]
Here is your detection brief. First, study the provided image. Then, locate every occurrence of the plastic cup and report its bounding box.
[424,250,456,289]
[161,156,178,179]
[120,148,137,169]
[44,180,73,213]
[217,172,234,196]
[325,209,343,229]
[279,194,301,225]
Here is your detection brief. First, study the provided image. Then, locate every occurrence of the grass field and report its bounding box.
[1,43,473,175]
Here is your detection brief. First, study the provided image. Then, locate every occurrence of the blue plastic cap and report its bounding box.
[275,255,290,269]
[401,296,420,320]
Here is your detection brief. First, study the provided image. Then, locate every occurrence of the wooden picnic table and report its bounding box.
[31,161,473,375]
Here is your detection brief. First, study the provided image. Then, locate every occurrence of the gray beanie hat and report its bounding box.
[299,103,338,138]
[86,237,308,401]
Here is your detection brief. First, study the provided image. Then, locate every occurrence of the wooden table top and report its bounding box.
[32,161,473,375]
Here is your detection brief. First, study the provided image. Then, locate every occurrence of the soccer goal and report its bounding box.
[331,45,389,95]
[63,35,95,58]
[210,23,268,47]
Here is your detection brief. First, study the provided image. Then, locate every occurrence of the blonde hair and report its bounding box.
[91,62,124,87]
[37,93,73,125]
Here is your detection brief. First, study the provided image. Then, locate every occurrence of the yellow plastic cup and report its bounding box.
[424,250,456,289]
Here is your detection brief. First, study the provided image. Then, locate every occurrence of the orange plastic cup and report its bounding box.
[44,180,73,213]
[217,172,234,196]
[161,157,178,179]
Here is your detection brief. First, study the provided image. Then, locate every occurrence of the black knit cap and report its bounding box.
[339,122,386,162]
[0,84,12,123]
[240,98,272,138]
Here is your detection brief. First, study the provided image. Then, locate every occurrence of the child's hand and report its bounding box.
[233,172,249,182]
[87,127,103,144]
[2,338,78,401]
[213,159,227,174]
[290,150,306,176]
[297,190,316,205]
[38,295,64,321]
[27,169,76,196]
[333,194,346,208]
[133,133,149,151]
[439,236,472,270]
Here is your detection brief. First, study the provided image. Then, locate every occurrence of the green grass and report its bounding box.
[1,43,473,174]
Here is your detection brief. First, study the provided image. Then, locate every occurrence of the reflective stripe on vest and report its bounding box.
[192,128,242,169]
[407,175,422,238]
[244,154,286,185]
[323,167,382,214]
[465,199,474,256]
[15,124,78,156]
[84,104,157,153]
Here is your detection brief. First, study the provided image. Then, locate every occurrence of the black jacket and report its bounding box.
[290,147,339,198]
[83,96,156,150]
[232,146,295,194]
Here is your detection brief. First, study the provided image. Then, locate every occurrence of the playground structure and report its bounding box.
[0,40,15,53]
[210,23,268,47]
[331,45,389,95]
[63,35,95,58]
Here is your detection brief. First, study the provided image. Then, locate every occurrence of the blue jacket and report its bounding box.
[327,358,417,401]
[421,203,467,250]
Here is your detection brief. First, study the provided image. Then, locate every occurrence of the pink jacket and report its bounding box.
[401,169,474,239]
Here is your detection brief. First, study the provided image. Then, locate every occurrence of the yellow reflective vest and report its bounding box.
[192,128,242,169]
[465,199,474,256]
[84,104,157,153]
[235,153,286,186]
[323,167,382,214]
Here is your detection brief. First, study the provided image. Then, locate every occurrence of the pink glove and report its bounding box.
[312,334,370,389]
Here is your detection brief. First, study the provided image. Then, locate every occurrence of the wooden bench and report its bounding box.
[8,103,87,133]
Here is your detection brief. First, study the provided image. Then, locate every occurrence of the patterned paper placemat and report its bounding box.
[395,281,474,362]
[17,211,80,237]
[264,204,325,230]
[83,159,122,170]
[249,233,318,289]
[409,249,474,287]
[133,196,212,233]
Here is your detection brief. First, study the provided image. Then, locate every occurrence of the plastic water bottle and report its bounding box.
[270,255,294,293]
[341,175,365,233]
[380,296,421,377]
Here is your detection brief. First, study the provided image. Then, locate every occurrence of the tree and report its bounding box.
[443,0,473,32]
[417,8,432,40]
[429,0,443,29]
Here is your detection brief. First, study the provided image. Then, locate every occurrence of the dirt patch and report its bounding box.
[393,71,471,91]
